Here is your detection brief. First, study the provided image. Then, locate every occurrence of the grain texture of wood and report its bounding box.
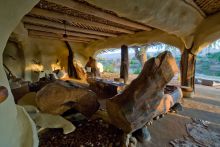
[36,81,100,118]
[120,45,129,84]
[88,78,124,99]
[106,51,179,133]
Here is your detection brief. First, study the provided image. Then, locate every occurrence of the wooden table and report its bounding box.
[88,78,125,99]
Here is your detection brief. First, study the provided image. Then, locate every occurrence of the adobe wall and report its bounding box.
[4,23,88,82]
[0,1,39,147]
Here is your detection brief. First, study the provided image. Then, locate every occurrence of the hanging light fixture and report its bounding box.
[63,20,68,38]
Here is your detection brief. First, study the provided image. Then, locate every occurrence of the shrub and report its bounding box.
[133,68,142,74]
[104,64,114,73]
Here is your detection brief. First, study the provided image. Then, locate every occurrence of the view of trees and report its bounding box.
[97,40,220,79]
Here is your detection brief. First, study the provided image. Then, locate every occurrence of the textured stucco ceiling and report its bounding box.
[85,0,204,37]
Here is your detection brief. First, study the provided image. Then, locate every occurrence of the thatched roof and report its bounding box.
[22,0,220,44]
[193,0,220,15]
[22,0,152,44]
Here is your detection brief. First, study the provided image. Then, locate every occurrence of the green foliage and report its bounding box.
[130,60,135,65]
[130,59,136,65]
[104,64,114,73]
[133,68,142,74]
[207,52,220,62]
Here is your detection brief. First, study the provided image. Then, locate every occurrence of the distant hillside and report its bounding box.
[97,51,180,60]
[97,51,220,78]
[97,52,135,60]
[196,51,220,76]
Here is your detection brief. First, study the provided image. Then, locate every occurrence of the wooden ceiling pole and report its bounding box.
[29,30,59,37]
[46,0,152,31]
[28,30,95,42]
[29,35,89,43]
[25,24,105,40]
[23,16,117,37]
[30,8,134,34]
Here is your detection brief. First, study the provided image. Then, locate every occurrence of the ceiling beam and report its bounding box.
[28,30,95,42]
[46,0,152,31]
[23,16,117,37]
[30,8,134,34]
[24,24,105,40]
[29,34,89,43]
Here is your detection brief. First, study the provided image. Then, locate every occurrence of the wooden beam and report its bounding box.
[24,24,105,40]
[120,45,129,84]
[30,8,134,34]
[23,16,117,37]
[46,0,152,31]
[29,34,89,43]
[28,30,94,42]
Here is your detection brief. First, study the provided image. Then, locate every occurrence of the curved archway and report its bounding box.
[85,29,184,59]
[96,42,181,84]
[192,12,220,55]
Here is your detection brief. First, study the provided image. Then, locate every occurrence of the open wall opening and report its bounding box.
[96,42,181,84]
[196,39,220,82]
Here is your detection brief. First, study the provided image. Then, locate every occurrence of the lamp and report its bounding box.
[63,20,68,38]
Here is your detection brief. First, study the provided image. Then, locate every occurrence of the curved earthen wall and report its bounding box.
[0,1,39,147]
[4,23,88,82]
[192,12,220,54]
[3,41,25,78]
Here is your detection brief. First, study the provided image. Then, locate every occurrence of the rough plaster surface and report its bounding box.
[3,41,25,78]
[4,23,87,81]
[86,0,204,37]
[0,0,39,147]
[82,1,220,55]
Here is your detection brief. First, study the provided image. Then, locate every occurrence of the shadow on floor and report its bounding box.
[186,97,220,107]
[179,107,220,124]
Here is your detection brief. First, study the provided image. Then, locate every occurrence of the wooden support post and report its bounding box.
[120,45,129,84]
[180,48,196,98]
[64,41,78,79]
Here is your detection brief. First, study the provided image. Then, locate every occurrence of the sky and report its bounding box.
[97,39,220,56]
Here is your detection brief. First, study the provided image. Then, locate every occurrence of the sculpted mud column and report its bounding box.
[180,48,196,98]
[120,45,129,84]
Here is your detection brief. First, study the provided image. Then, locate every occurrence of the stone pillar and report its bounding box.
[120,45,129,84]
[180,48,196,98]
